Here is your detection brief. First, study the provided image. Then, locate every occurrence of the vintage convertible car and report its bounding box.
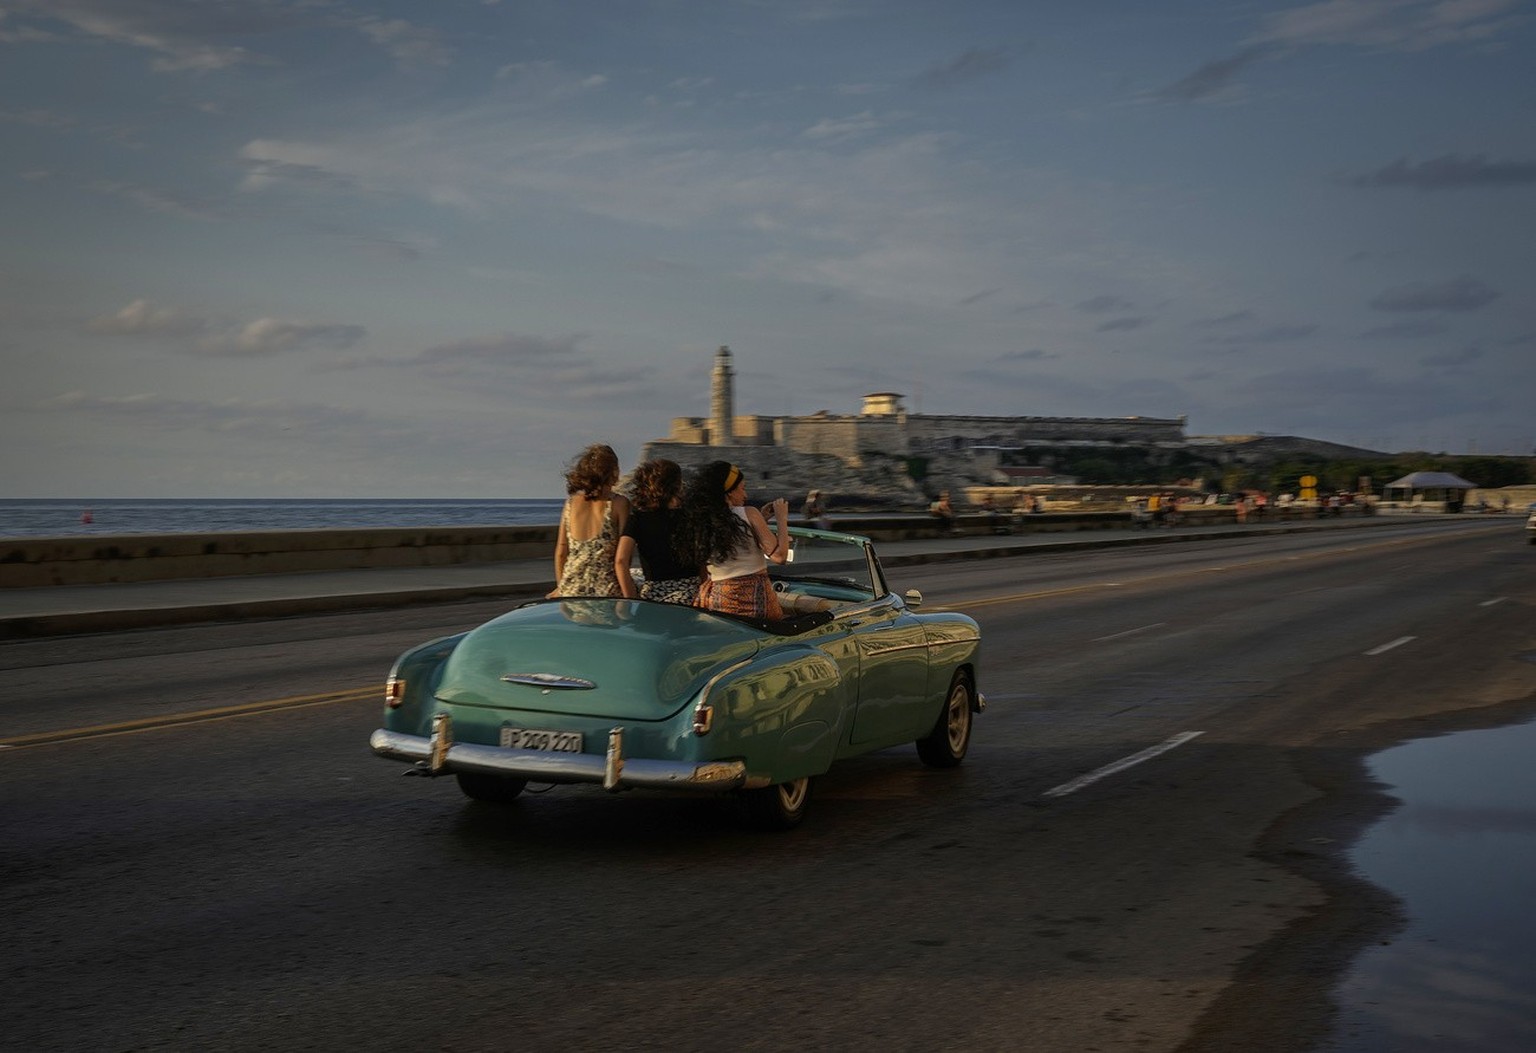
[370,527,983,828]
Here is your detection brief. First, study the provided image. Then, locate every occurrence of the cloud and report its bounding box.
[1191,310,1256,327]
[3,0,264,72]
[494,61,610,99]
[803,111,884,141]
[1421,345,1484,367]
[1359,318,1447,339]
[349,16,451,69]
[959,288,1003,306]
[84,300,369,356]
[204,318,366,357]
[1348,154,1536,190]
[1253,323,1319,342]
[88,180,225,220]
[238,147,363,194]
[1097,317,1150,332]
[1370,276,1500,312]
[998,349,1056,362]
[42,389,378,439]
[4,1,452,74]
[327,332,654,400]
[1077,294,1135,314]
[413,332,586,369]
[915,46,1012,89]
[1250,0,1522,53]
[1153,48,1267,103]
[86,299,207,338]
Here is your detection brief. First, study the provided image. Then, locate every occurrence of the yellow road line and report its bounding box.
[0,685,378,750]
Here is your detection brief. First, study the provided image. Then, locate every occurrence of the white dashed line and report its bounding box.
[1479,597,1507,607]
[1042,731,1204,798]
[1094,622,1166,643]
[1365,636,1416,656]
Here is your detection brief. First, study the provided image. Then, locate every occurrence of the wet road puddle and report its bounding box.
[1323,717,1536,1050]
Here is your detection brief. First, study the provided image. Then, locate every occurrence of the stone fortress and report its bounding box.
[641,346,1214,506]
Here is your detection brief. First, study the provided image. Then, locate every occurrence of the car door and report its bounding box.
[845,595,932,746]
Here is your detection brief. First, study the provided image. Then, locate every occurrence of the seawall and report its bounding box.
[0,504,1352,589]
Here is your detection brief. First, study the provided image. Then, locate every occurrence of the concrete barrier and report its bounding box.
[1,504,1356,588]
[1,525,559,588]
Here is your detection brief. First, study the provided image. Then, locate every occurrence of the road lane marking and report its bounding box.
[936,530,1487,613]
[1094,622,1166,642]
[1042,731,1204,798]
[1480,597,1507,607]
[0,685,378,750]
[1364,636,1416,656]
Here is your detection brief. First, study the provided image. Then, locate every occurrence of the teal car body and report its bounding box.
[370,527,982,827]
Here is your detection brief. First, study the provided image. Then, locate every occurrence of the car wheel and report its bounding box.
[742,777,812,830]
[916,671,973,768]
[455,772,528,803]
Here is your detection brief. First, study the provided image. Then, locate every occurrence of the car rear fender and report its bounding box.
[707,645,848,784]
[383,631,469,735]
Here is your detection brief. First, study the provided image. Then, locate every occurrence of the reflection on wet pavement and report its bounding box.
[1323,718,1536,1051]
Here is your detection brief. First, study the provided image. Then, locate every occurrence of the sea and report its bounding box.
[0,498,567,539]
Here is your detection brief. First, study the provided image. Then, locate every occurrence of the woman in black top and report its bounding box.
[615,459,699,603]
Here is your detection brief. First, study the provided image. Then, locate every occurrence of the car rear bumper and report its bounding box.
[370,715,749,792]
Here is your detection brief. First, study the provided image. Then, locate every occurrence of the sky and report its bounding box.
[2,0,1533,498]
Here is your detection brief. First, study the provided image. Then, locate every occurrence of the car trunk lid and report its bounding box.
[435,598,763,721]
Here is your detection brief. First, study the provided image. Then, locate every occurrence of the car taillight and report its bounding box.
[692,701,714,735]
[385,676,405,709]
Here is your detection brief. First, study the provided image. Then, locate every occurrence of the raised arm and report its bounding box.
[748,498,791,565]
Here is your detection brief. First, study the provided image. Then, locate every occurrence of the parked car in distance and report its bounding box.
[370,527,983,828]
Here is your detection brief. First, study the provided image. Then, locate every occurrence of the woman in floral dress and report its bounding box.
[552,444,630,597]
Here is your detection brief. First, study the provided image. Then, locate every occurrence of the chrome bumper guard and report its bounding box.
[370,716,747,793]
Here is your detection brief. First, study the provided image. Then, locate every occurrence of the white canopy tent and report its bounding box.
[1381,471,1479,512]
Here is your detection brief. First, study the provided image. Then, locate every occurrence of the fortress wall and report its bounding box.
[730,415,776,445]
[668,417,708,443]
[904,414,1186,449]
[640,440,922,505]
[778,415,911,464]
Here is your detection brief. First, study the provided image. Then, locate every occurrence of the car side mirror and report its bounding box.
[904,588,923,610]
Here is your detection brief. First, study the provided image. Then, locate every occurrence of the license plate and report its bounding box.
[500,727,583,752]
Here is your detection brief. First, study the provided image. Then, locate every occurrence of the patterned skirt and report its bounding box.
[641,577,701,605]
[697,571,784,620]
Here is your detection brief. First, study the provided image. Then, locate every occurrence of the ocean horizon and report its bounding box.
[0,497,568,539]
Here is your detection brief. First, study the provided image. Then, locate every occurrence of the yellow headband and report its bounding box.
[723,465,743,492]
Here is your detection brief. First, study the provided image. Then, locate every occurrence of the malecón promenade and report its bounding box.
[0,506,1413,639]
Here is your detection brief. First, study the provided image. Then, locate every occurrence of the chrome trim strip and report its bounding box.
[370,728,748,792]
[499,673,597,690]
[697,656,755,710]
[859,641,933,657]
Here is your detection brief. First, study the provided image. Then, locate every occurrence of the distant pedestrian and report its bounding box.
[930,490,956,534]
[802,489,831,530]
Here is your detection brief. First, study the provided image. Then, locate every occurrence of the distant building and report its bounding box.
[641,346,1187,502]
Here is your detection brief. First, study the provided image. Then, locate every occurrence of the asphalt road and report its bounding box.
[2,518,1532,1052]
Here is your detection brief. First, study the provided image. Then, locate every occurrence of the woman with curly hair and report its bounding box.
[552,444,630,597]
[675,461,789,619]
[614,458,698,604]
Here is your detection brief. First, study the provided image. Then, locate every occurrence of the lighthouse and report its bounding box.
[710,345,734,446]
